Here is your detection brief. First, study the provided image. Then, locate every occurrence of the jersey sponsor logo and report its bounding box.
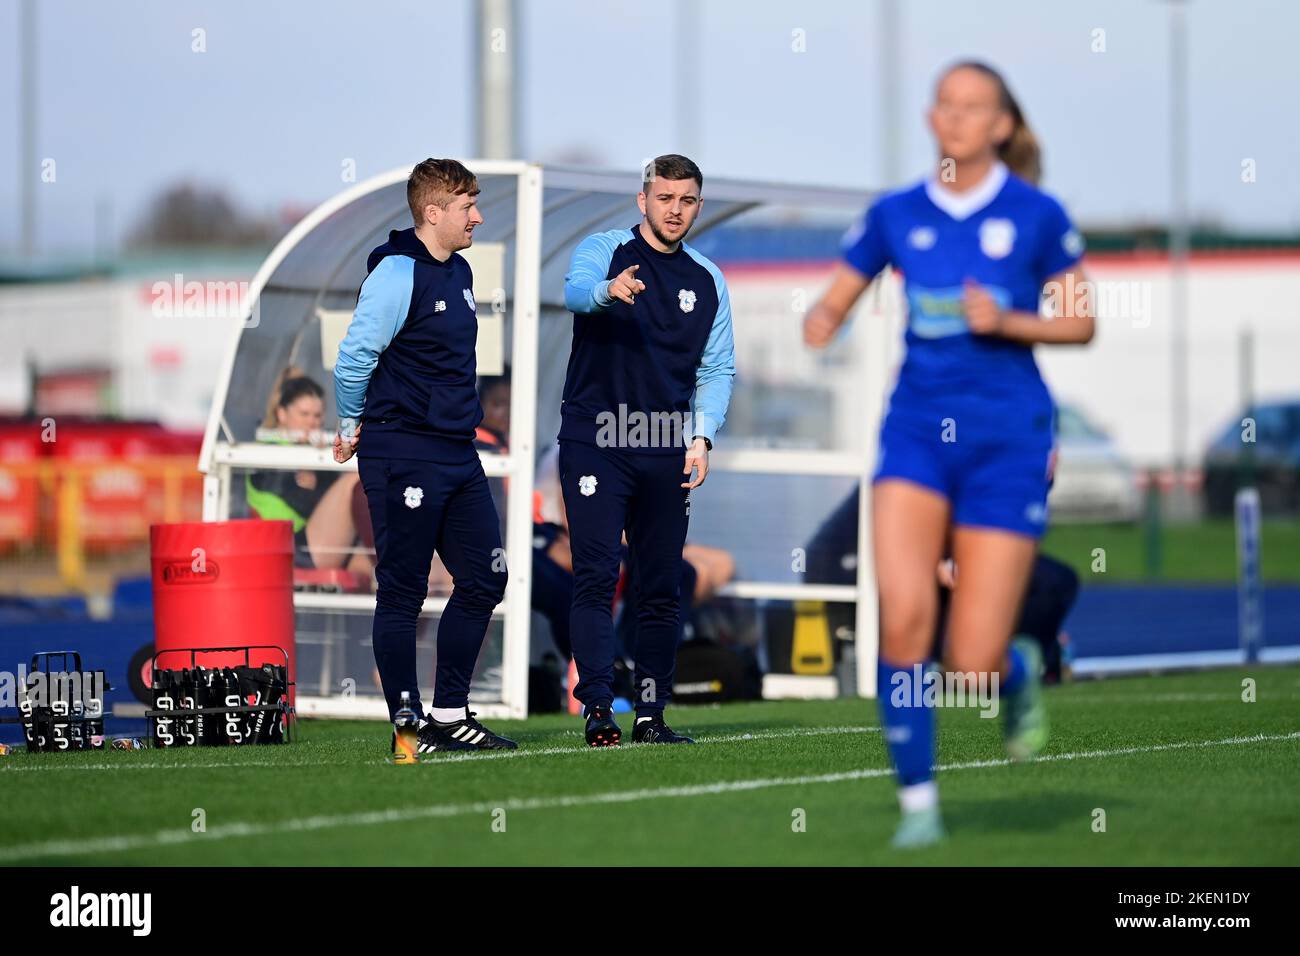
[678,289,696,313]
[978,217,1016,259]
[908,226,937,250]
[906,284,1010,338]
[434,300,446,312]
[463,288,476,311]
[403,486,424,509]
[578,474,598,497]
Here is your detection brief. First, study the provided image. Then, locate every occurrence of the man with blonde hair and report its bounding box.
[334,158,515,752]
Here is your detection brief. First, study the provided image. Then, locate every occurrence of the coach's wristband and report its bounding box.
[693,435,712,451]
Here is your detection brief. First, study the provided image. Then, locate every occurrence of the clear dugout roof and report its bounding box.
[204,162,866,461]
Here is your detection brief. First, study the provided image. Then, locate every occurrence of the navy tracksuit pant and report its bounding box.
[358,454,506,720]
[559,439,690,715]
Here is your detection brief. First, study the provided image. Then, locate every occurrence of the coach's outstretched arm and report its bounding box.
[332,256,413,462]
[564,231,645,312]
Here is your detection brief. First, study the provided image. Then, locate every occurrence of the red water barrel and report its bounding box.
[150,519,296,704]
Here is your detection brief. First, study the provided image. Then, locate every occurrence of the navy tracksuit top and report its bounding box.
[334,228,482,463]
[559,225,736,453]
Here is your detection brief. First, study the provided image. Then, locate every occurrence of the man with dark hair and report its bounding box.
[558,153,736,746]
[333,158,516,752]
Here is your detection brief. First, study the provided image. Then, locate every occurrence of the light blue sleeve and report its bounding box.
[334,255,414,434]
[684,247,737,446]
[563,230,624,314]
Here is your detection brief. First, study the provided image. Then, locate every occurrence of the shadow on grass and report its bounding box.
[944,789,1125,836]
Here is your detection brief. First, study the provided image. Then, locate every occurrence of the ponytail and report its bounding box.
[997,95,1042,186]
[945,61,1042,185]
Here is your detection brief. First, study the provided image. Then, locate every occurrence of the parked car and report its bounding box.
[1048,403,1141,522]
[1203,399,1300,516]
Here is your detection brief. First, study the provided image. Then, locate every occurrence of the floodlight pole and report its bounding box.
[1167,0,1190,479]
[878,0,901,188]
[474,0,518,160]
[674,0,702,160]
[20,0,38,258]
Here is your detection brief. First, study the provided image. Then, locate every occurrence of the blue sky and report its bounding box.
[3,0,1297,254]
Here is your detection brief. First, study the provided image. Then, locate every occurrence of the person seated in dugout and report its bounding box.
[246,368,372,576]
[804,486,1079,681]
[932,547,1079,682]
[475,367,512,452]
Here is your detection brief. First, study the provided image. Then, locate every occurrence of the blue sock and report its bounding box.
[877,658,935,787]
[1002,643,1027,696]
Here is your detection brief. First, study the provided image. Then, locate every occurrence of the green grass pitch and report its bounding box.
[1041,518,1300,583]
[2,665,1297,866]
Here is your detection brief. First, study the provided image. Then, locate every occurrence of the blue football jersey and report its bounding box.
[842,163,1084,439]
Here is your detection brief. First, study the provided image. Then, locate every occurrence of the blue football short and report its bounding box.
[872,409,1056,539]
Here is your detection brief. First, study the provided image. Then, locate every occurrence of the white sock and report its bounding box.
[430,707,466,723]
[898,781,939,814]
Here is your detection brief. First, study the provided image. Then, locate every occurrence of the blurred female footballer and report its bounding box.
[804,61,1094,847]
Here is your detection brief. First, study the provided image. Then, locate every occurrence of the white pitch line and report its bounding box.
[0,725,879,774]
[0,730,1294,863]
[422,724,880,765]
[0,757,351,773]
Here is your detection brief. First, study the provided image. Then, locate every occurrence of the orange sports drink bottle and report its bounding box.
[393,692,418,763]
